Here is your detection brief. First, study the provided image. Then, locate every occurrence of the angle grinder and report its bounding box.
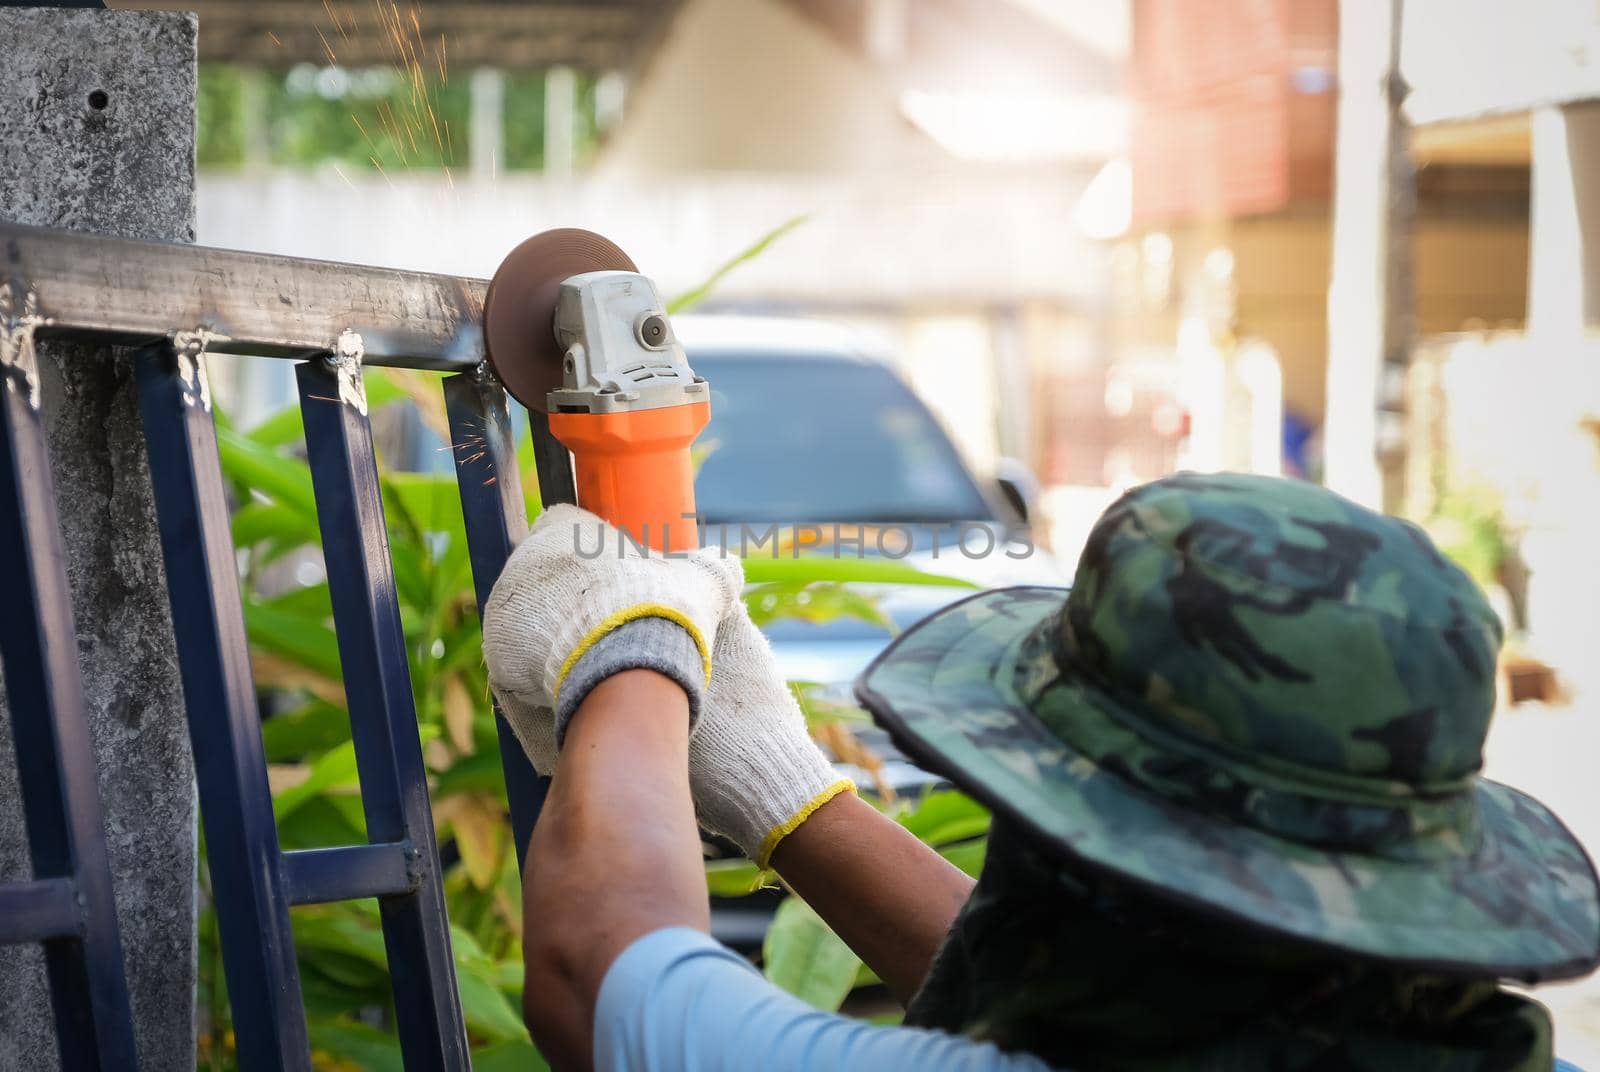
[482,229,709,552]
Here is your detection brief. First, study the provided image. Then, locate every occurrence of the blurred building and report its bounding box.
[1103,0,1529,485]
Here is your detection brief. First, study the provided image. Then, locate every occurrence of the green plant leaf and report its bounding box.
[216,425,319,518]
[489,956,525,993]
[897,790,991,847]
[433,749,510,799]
[472,1040,550,1072]
[447,922,492,964]
[437,625,493,678]
[271,740,360,821]
[385,470,469,543]
[260,701,351,762]
[377,472,450,610]
[308,1020,404,1072]
[939,837,988,878]
[704,857,773,897]
[232,499,318,550]
[275,794,366,850]
[245,373,409,448]
[762,896,861,1012]
[262,581,334,622]
[739,555,977,588]
[245,598,343,681]
[297,969,388,1023]
[744,580,895,632]
[669,214,809,314]
[456,961,530,1042]
[293,909,391,998]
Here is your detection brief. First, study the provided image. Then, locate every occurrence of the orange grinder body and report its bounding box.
[547,403,709,553]
[481,229,710,554]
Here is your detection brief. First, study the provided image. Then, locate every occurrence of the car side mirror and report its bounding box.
[994,457,1040,527]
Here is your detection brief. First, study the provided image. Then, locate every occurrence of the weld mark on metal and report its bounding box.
[403,844,425,889]
[328,329,368,415]
[171,328,227,412]
[0,281,50,411]
[472,359,502,392]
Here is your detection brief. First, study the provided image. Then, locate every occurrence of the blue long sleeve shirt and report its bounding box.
[594,926,1588,1072]
[594,927,1052,1071]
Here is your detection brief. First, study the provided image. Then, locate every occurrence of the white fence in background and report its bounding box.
[197,170,1106,308]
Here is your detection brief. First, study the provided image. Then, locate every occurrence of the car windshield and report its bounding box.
[691,352,994,525]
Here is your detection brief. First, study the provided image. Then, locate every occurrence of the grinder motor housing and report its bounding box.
[545,271,709,552]
[482,229,710,552]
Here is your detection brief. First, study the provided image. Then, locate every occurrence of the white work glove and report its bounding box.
[481,504,742,774]
[689,604,855,867]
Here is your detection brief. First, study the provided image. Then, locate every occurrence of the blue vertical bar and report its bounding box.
[296,352,469,1071]
[526,409,579,510]
[441,369,544,867]
[0,318,138,1069]
[133,341,311,1070]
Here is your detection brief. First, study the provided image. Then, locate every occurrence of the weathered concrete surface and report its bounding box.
[0,11,198,1070]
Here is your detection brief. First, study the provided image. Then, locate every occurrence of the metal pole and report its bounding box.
[1323,0,1414,509]
[443,370,545,868]
[134,342,311,1070]
[0,308,138,1072]
[298,352,471,1069]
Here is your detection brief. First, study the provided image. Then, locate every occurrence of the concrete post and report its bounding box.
[0,10,198,1070]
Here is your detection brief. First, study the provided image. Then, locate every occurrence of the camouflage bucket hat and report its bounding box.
[856,472,1600,980]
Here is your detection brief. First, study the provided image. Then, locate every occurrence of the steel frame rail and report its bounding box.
[0,220,487,369]
[0,221,569,1070]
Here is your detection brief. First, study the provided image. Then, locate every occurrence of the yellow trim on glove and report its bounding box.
[552,603,713,700]
[753,778,856,869]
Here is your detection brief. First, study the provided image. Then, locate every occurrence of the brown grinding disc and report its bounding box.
[482,228,637,411]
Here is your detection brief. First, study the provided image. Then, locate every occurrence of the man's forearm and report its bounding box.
[770,792,975,1006]
[521,670,708,1069]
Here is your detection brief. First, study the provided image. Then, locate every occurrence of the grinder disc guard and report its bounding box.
[482,228,637,411]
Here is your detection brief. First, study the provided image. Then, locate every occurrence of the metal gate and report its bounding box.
[0,220,564,1070]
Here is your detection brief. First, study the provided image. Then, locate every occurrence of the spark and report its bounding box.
[370,157,398,192]
[330,163,357,191]
[425,102,445,155]
[483,476,498,486]
[376,100,415,161]
[266,31,283,47]
[349,114,380,156]
[322,0,349,40]
[316,26,338,66]
[322,1,459,187]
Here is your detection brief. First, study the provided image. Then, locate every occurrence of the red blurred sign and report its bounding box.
[1131,0,1337,224]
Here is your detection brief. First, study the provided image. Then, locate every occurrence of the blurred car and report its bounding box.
[677,316,1067,948]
